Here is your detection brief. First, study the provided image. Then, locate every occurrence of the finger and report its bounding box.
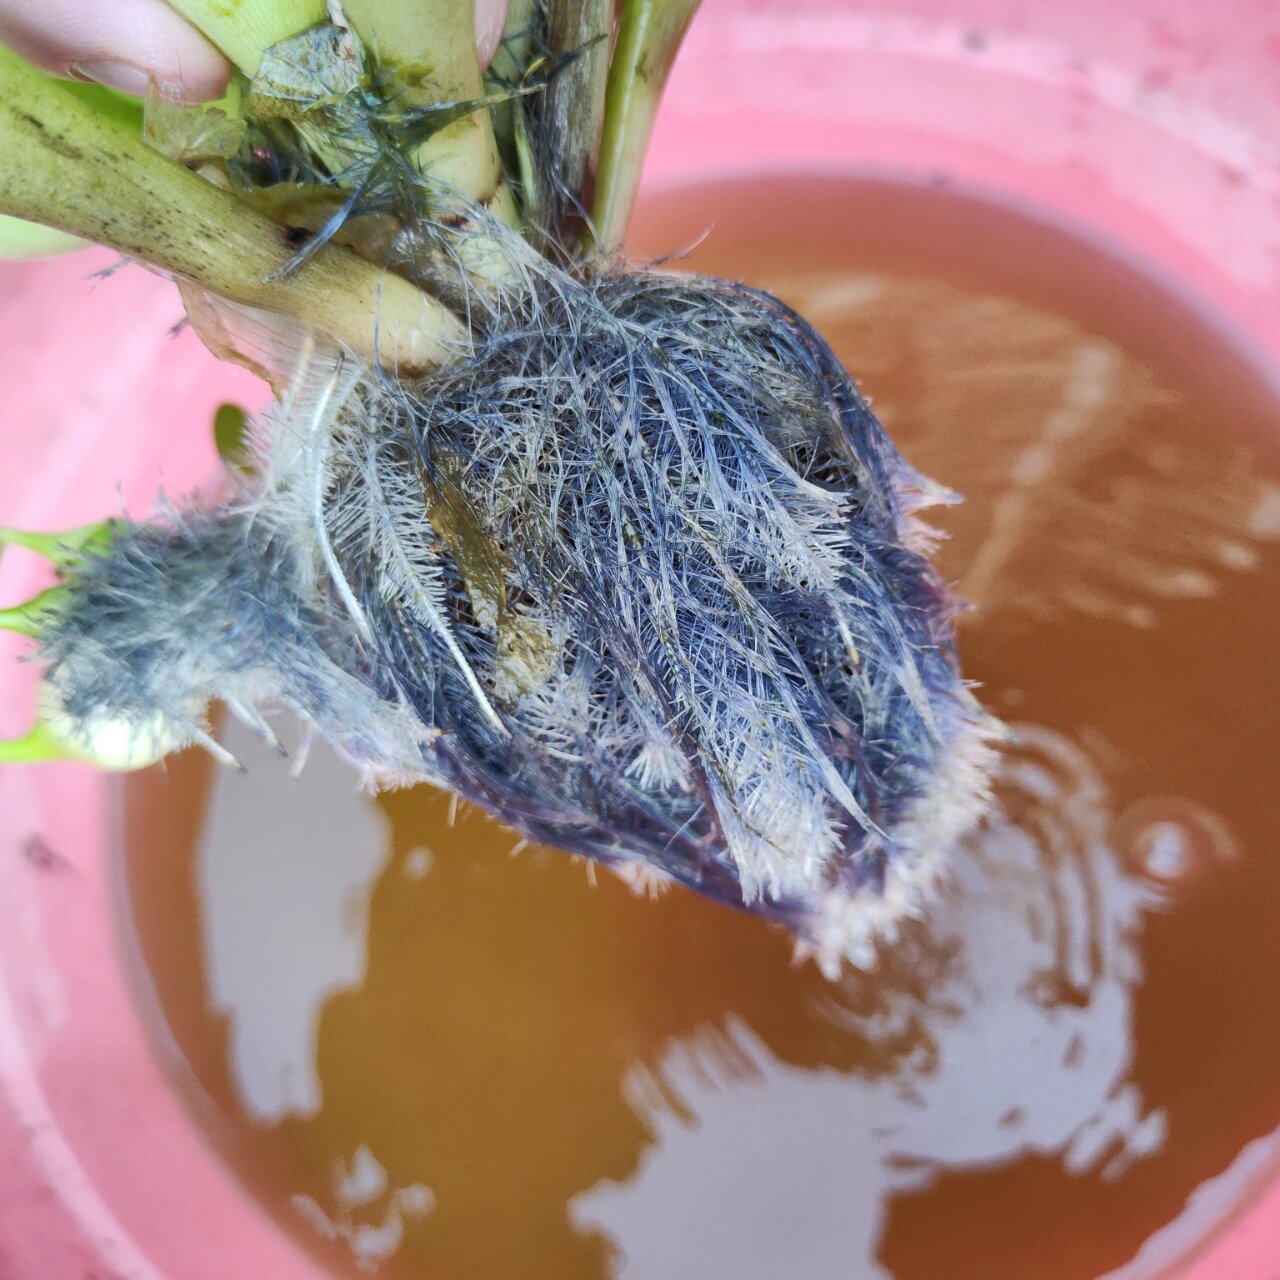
[475,0,512,70]
[0,0,513,103]
[0,0,230,102]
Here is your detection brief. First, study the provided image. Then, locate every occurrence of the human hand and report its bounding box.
[0,0,511,103]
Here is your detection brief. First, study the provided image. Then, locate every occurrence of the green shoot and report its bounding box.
[212,402,253,471]
[0,587,68,638]
[0,521,115,570]
[0,721,73,765]
[592,0,702,252]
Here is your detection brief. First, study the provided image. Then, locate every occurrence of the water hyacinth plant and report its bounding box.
[0,0,1000,972]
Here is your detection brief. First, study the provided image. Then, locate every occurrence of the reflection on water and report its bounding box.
[196,728,389,1122]
[119,177,1280,1280]
[779,270,1280,627]
[571,727,1164,1280]
[185,715,1170,1280]
[159,697,1250,1280]
[291,1143,436,1272]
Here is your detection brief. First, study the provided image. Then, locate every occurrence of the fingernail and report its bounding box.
[69,60,152,98]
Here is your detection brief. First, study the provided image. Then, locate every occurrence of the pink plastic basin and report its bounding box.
[2,1,1279,1275]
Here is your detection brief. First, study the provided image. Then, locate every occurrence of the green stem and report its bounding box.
[533,0,612,253]
[592,0,701,253]
[165,0,328,77]
[0,77,146,259]
[0,47,466,374]
[342,0,517,224]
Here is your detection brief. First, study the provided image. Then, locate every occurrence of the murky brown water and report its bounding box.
[121,175,1280,1280]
